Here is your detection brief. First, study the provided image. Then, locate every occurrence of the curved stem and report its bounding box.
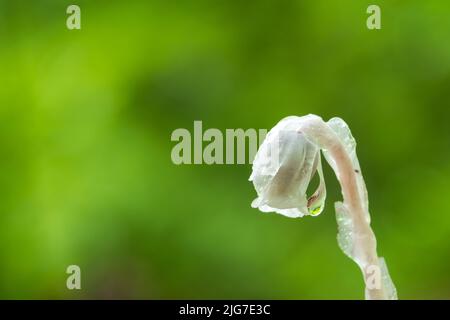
[299,116,388,299]
[328,143,385,300]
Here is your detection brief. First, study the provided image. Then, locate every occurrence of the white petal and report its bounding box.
[249,116,325,218]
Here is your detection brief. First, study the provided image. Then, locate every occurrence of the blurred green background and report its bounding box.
[0,0,449,299]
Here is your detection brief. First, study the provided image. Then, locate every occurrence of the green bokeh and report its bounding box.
[0,0,449,299]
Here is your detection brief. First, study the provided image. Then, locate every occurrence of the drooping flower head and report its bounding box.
[249,116,326,218]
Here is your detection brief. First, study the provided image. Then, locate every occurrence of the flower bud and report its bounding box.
[249,116,326,218]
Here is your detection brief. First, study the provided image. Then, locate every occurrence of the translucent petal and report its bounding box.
[306,152,326,216]
[249,116,325,218]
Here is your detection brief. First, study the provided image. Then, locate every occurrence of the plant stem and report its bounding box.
[299,116,388,299]
[328,142,385,300]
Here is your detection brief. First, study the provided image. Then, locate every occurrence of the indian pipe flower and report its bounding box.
[249,114,397,300]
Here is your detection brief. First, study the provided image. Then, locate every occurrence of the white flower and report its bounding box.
[249,116,326,218]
